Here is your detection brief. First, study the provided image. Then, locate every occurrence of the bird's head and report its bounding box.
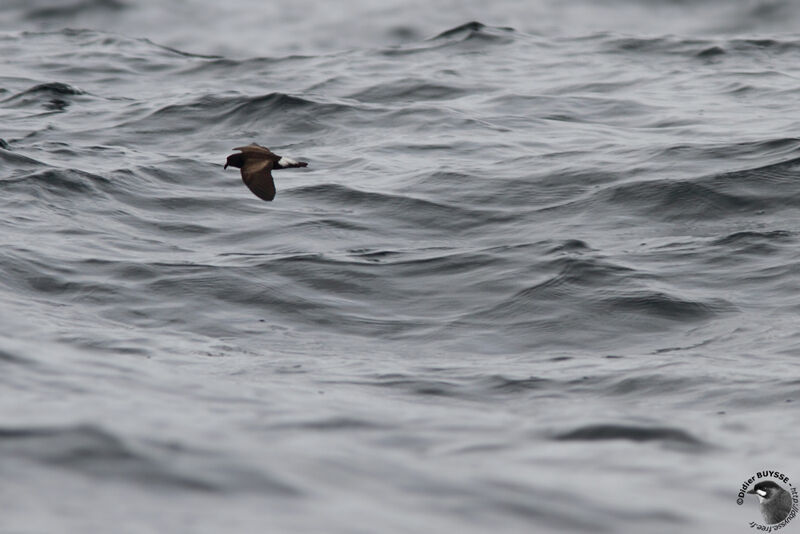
[224,153,244,170]
[748,481,785,503]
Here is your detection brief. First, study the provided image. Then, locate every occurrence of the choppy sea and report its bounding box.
[2,1,800,532]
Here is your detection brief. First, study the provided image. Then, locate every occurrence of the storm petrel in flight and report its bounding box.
[224,143,308,201]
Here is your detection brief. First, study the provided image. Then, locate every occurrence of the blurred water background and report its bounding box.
[1,1,800,532]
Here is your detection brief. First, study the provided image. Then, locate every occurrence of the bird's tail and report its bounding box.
[277,156,308,169]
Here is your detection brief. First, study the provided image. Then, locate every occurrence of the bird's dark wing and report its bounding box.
[233,144,275,157]
[240,159,276,201]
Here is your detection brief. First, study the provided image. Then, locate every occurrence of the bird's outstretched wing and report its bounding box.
[233,143,275,157]
[240,159,276,201]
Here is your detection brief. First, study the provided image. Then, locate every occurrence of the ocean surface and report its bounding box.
[1,1,800,532]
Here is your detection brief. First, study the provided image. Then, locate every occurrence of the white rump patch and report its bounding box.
[278,156,298,167]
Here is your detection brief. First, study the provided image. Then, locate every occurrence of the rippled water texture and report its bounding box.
[1,1,800,533]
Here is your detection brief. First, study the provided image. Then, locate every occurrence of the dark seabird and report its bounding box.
[748,481,793,524]
[224,143,308,201]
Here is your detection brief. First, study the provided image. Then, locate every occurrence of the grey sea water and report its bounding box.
[1,1,800,532]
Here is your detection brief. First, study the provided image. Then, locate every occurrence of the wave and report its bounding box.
[22,0,127,20]
[0,146,46,166]
[349,79,470,104]
[597,291,723,320]
[381,21,522,57]
[487,93,658,127]
[16,28,217,59]
[711,230,792,247]
[122,92,370,137]
[430,21,516,42]
[0,423,299,494]
[1,168,110,196]
[0,28,218,84]
[655,137,800,163]
[0,346,32,365]
[444,248,731,352]
[2,82,88,111]
[549,154,800,222]
[286,183,514,231]
[601,32,800,59]
[7,82,85,97]
[554,424,706,449]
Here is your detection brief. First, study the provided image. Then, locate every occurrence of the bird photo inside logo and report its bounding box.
[736,470,799,530]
